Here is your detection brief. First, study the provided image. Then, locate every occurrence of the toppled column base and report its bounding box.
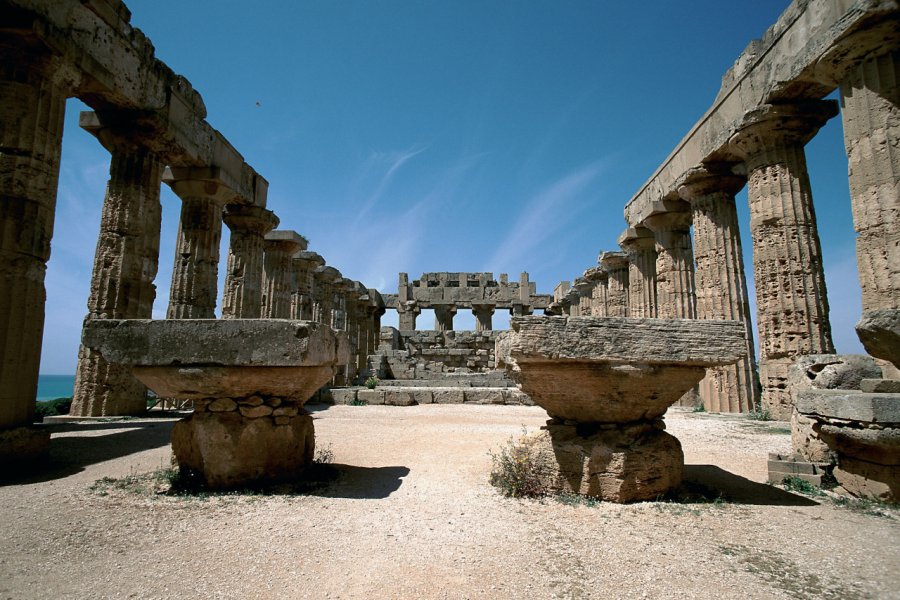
[526,419,683,503]
[173,397,314,489]
[0,426,50,468]
[795,389,900,503]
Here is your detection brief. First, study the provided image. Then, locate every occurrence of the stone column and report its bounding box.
[0,47,77,452]
[729,101,837,418]
[221,205,278,319]
[71,132,164,417]
[599,251,630,317]
[398,301,420,330]
[291,251,324,320]
[164,169,234,319]
[511,303,534,317]
[261,230,307,319]
[473,304,495,331]
[313,265,341,326]
[679,166,760,413]
[591,270,609,317]
[643,203,696,320]
[434,305,457,331]
[618,227,658,318]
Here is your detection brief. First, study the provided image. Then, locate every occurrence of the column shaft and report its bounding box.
[0,51,73,429]
[619,230,658,318]
[222,206,278,319]
[434,305,456,331]
[71,146,163,416]
[167,196,224,319]
[261,235,304,319]
[645,210,696,320]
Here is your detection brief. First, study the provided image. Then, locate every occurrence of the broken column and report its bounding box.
[292,251,324,320]
[434,305,457,331]
[221,205,279,319]
[473,304,495,331]
[643,201,696,320]
[679,165,760,413]
[729,102,837,418]
[0,46,78,459]
[497,316,746,502]
[71,113,164,416]
[599,251,629,317]
[261,230,307,319]
[164,168,235,319]
[82,319,348,489]
[618,227,658,318]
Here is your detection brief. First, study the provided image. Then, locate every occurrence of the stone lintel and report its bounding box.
[82,319,348,368]
[795,389,900,425]
[504,316,746,366]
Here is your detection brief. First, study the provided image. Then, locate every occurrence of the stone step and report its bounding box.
[326,386,532,407]
[374,377,514,388]
[767,452,830,486]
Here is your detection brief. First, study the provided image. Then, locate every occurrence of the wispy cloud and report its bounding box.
[353,144,428,223]
[487,160,608,272]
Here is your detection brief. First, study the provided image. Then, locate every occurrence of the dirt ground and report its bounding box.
[0,404,897,600]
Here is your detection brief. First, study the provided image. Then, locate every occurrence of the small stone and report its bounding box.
[273,416,291,426]
[240,405,273,418]
[208,398,238,412]
[266,397,283,407]
[240,395,264,407]
[272,406,299,417]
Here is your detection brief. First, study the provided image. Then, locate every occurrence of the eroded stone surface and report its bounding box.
[856,310,900,369]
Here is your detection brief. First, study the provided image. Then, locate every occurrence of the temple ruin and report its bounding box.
[0,0,898,499]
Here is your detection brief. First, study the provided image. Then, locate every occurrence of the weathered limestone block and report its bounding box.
[796,390,900,502]
[357,390,386,405]
[788,354,882,462]
[433,389,466,404]
[729,102,837,418]
[383,390,417,406]
[83,319,347,489]
[525,421,684,503]
[856,309,900,369]
[330,388,358,405]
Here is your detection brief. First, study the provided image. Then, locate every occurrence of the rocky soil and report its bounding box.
[1,405,898,600]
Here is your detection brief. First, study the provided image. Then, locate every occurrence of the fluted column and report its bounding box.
[573,279,594,317]
[221,205,278,319]
[729,101,837,418]
[680,166,760,413]
[599,251,630,317]
[473,304,495,331]
[644,204,696,320]
[313,265,340,326]
[618,227,658,318]
[164,170,234,319]
[261,230,306,319]
[71,137,164,416]
[291,251,324,320]
[591,271,608,317]
[434,305,457,331]
[398,301,420,330]
[0,48,77,441]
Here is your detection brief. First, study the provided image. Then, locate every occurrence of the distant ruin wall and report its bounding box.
[373,327,500,379]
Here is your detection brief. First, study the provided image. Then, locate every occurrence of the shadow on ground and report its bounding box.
[315,464,410,500]
[682,464,819,506]
[0,420,174,486]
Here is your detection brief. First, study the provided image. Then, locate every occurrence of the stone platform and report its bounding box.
[498,316,747,502]
[83,319,348,489]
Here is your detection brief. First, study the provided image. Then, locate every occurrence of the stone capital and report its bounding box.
[728,101,839,159]
[814,20,900,86]
[618,225,657,253]
[264,229,308,255]
[582,266,608,283]
[223,204,279,235]
[294,251,325,269]
[598,251,629,271]
[677,164,745,201]
[163,166,242,205]
[642,204,692,234]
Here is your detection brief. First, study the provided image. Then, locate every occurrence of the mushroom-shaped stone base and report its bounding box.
[83,319,348,489]
[526,420,683,503]
[497,316,747,502]
[796,389,900,503]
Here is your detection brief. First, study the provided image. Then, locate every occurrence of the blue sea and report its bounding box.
[36,374,75,401]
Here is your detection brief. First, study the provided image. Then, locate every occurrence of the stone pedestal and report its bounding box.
[0,47,77,442]
[618,227,658,318]
[71,130,164,417]
[599,252,629,317]
[473,304,495,331]
[729,102,837,419]
[83,319,348,489]
[222,205,279,319]
[795,390,899,503]
[680,166,760,413]
[497,316,747,502]
[434,305,457,331]
[261,230,307,319]
[164,169,235,319]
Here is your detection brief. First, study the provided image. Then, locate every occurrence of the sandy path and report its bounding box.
[0,405,897,600]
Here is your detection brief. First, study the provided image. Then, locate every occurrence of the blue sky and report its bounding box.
[41,1,863,373]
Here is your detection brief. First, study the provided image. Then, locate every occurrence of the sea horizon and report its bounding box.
[36,374,75,401]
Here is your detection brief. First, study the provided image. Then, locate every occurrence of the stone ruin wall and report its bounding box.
[372,327,501,380]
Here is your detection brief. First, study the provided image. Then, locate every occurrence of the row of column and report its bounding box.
[397,302,531,332]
